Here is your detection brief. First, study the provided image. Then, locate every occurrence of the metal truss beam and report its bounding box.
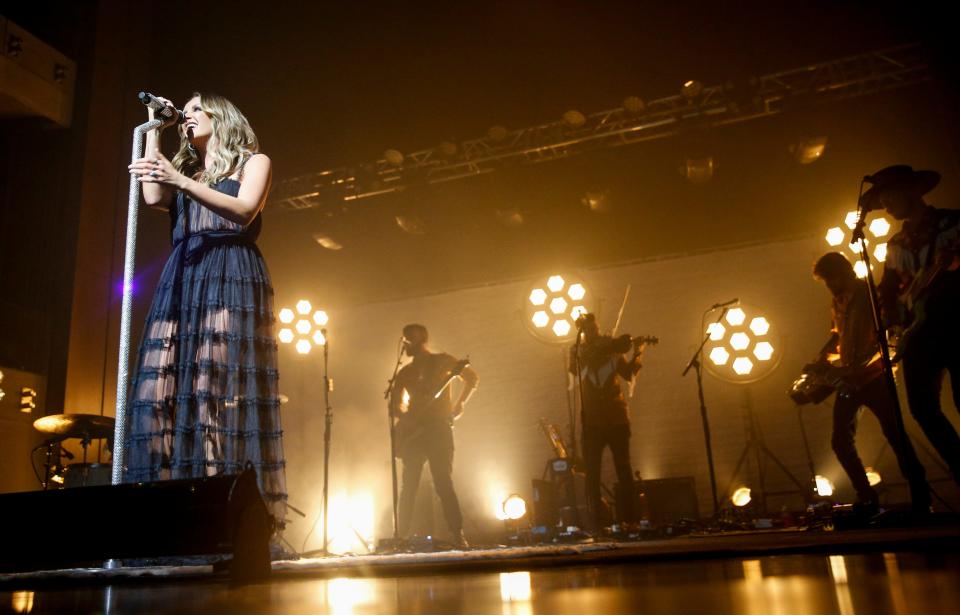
[271,44,931,210]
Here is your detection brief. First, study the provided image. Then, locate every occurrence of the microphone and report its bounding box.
[59,446,75,461]
[138,92,184,122]
[710,298,739,309]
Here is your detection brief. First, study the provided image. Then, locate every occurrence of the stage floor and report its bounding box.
[2,521,960,613]
[2,549,958,614]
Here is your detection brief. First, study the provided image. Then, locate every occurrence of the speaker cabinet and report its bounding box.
[637,476,700,525]
[0,468,271,580]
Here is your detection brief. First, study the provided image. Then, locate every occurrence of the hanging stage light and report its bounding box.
[703,305,780,384]
[524,274,591,344]
[824,210,893,278]
[277,300,329,355]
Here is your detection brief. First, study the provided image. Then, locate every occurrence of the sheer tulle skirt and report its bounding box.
[124,241,287,522]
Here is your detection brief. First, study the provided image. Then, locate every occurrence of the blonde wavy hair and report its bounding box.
[171,92,259,185]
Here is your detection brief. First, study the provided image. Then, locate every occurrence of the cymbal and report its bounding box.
[33,413,115,440]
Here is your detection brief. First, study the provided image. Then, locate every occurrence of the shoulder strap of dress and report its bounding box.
[236,152,262,181]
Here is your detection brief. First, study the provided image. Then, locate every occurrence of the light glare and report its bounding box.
[749,317,770,336]
[313,310,329,326]
[278,328,295,344]
[296,319,312,335]
[707,322,726,341]
[552,320,571,337]
[278,308,295,324]
[729,332,750,351]
[295,339,311,354]
[296,299,312,315]
[869,217,891,238]
[549,297,568,315]
[532,311,549,328]
[529,288,547,306]
[709,346,730,366]
[313,330,327,346]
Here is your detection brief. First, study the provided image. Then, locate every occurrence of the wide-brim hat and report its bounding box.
[860,164,941,210]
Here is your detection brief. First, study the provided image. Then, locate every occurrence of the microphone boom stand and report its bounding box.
[383,339,405,547]
[681,306,729,517]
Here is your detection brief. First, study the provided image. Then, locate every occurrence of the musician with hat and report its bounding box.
[866,165,960,487]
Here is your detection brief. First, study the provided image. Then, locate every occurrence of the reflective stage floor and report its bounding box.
[3,550,959,615]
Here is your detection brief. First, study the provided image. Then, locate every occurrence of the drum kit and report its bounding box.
[32,413,114,489]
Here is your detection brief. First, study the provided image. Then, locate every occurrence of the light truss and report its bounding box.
[271,44,931,210]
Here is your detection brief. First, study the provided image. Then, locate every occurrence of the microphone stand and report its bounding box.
[851,192,915,497]
[320,329,333,555]
[112,116,164,485]
[681,306,729,517]
[569,323,586,530]
[383,338,405,545]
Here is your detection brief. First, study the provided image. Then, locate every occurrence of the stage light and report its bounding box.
[815,475,835,497]
[825,227,845,247]
[823,211,893,279]
[312,233,343,251]
[623,96,646,113]
[869,218,891,238]
[531,311,549,328]
[731,486,752,507]
[321,492,375,555]
[683,156,715,184]
[562,109,586,128]
[865,467,882,486]
[501,494,527,521]
[725,308,746,326]
[384,149,404,167]
[729,332,750,351]
[732,357,754,375]
[707,323,725,341]
[749,317,770,336]
[704,304,780,383]
[790,137,828,164]
[874,243,888,262]
[278,301,329,354]
[709,346,730,366]
[486,125,509,142]
[524,274,591,344]
[681,79,703,99]
[753,341,774,361]
[395,214,427,235]
[581,190,609,213]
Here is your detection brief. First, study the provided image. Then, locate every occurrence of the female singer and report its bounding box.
[126,93,286,523]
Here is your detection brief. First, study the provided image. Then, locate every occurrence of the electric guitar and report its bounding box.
[891,248,958,360]
[788,356,884,405]
[393,358,470,459]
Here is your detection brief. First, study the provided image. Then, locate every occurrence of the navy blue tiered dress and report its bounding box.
[124,176,287,521]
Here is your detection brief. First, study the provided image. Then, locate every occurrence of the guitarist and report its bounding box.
[389,323,478,548]
[811,252,929,512]
[569,312,647,530]
[867,165,960,488]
